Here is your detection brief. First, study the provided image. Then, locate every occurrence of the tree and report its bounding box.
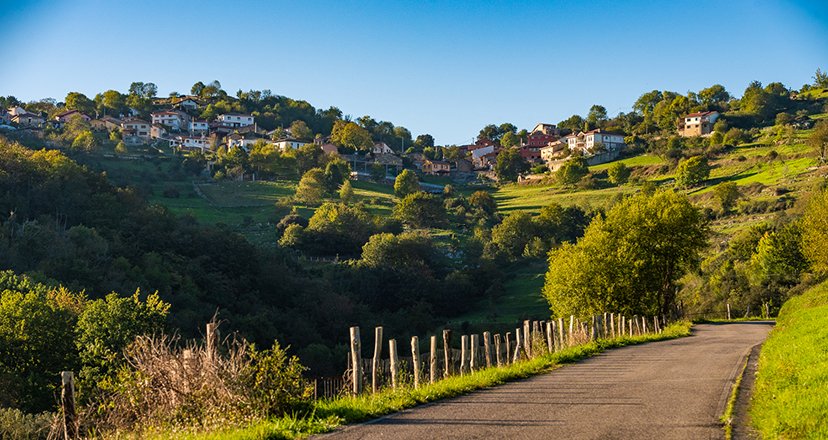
[713,182,740,214]
[339,180,354,203]
[698,84,730,109]
[495,148,529,182]
[587,105,608,127]
[814,68,828,88]
[556,156,589,185]
[490,212,537,260]
[809,120,828,162]
[500,131,519,148]
[394,192,445,228]
[289,120,313,140]
[72,130,97,152]
[802,188,828,274]
[747,223,807,287]
[330,121,373,151]
[360,231,437,270]
[323,159,349,194]
[295,168,326,205]
[674,155,710,187]
[607,162,631,185]
[414,134,435,148]
[543,190,707,317]
[64,92,95,116]
[394,169,420,197]
[468,190,497,216]
[114,141,128,155]
[100,90,125,116]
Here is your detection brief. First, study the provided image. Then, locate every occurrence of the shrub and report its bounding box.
[674,155,710,188]
[0,408,55,440]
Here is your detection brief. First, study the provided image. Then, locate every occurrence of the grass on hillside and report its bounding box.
[493,184,633,214]
[151,321,692,440]
[750,280,828,438]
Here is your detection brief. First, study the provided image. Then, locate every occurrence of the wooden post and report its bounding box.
[206,322,219,364]
[589,316,596,341]
[610,313,615,338]
[727,303,732,320]
[483,331,492,368]
[372,326,383,393]
[546,321,554,353]
[523,320,532,358]
[411,336,421,389]
[349,326,362,395]
[642,317,648,334]
[568,316,575,346]
[389,339,399,390]
[513,328,521,363]
[494,333,502,367]
[460,335,469,374]
[443,329,452,378]
[61,371,76,440]
[629,318,633,337]
[558,317,565,348]
[505,332,512,365]
[429,335,437,384]
[470,334,479,372]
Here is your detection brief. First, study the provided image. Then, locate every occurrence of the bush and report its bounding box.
[0,408,54,440]
[674,155,710,188]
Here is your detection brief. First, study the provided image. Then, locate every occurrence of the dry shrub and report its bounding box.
[89,326,312,435]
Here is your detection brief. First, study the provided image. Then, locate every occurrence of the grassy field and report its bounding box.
[750,280,828,438]
[493,184,633,214]
[589,153,666,171]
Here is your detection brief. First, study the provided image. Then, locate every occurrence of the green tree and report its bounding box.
[360,231,436,270]
[607,162,631,185]
[809,120,828,162]
[114,141,128,155]
[802,189,828,274]
[64,92,95,115]
[394,169,420,197]
[323,158,349,194]
[814,68,828,88]
[713,182,740,214]
[339,179,354,203]
[698,84,730,109]
[495,148,529,182]
[468,190,497,217]
[747,223,807,288]
[72,130,98,152]
[500,131,519,148]
[587,104,608,127]
[394,192,446,228]
[330,120,373,151]
[556,156,589,185]
[543,190,707,317]
[674,155,710,188]
[75,291,169,399]
[289,120,313,140]
[295,168,326,205]
[490,212,538,260]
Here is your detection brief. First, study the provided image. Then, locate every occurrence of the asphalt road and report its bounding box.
[317,323,773,440]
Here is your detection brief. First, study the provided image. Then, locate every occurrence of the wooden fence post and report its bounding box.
[610,313,615,338]
[483,331,492,368]
[513,327,522,363]
[206,322,219,364]
[727,303,732,320]
[505,332,512,365]
[523,320,532,358]
[558,317,565,348]
[349,326,362,395]
[628,318,633,337]
[494,333,502,367]
[642,317,648,334]
[443,329,452,378]
[429,335,437,384]
[372,326,383,393]
[61,371,76,440]
[470,334,479,372]
[411,336,421,389]
[546,321,554,353]
[460,335,469,374]
[569,316,575,346]
[389,339,399,390]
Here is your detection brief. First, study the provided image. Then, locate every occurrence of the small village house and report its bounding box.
[189,120,209,133]
[121,118,151,145]
[218,113,255,128]
[372,142,395,155]
[540,139,568,163]
[563,129,625,154]
[54,110,91,125]
[90,116,121,131]
[151,110,191,131]
[274,138,310,151]
[677,111,720,137]
[422,159,451,176]
[12,112,45,128]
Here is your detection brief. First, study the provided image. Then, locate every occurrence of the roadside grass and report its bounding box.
[721,356,749,440]
[750,280,828,438]
[162,321,691,440]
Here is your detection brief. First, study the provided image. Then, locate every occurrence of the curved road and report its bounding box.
[318,323,772,440]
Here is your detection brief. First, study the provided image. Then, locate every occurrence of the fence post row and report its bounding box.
[342,313,668,397]
[61,371,76,440]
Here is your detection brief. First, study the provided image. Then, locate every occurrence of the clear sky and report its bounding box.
[1,0,827,144]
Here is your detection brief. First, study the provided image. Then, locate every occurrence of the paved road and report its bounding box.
[318,323,773,440]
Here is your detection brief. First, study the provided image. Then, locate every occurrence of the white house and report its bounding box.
[372,142,394,154]
[189,120,209,133]
[172,96,200,111]
[227,132,270,150]
[151,124,168,139]
[121,118,151,145]
[471,145,496,168]
[171,135,211,152]
[218,113,255,128]
[151,110,191,131]
[678,111,720,137]
[540,140,568,163]
[12,112,44,127]
[564,129,625,154]
[274,138,310,151]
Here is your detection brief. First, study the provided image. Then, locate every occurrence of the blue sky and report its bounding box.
[1,0,827,144]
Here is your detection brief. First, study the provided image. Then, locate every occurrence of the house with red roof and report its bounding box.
[678,111,720,137]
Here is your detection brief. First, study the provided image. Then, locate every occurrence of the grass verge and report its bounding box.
[159,321,691,439]
[721,355,748,439]
[750,280,828,438]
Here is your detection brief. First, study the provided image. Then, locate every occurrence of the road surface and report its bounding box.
[318,323,772,440]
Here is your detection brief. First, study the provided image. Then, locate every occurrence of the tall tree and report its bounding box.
[394,169,420,198]
[494,148,529,182]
